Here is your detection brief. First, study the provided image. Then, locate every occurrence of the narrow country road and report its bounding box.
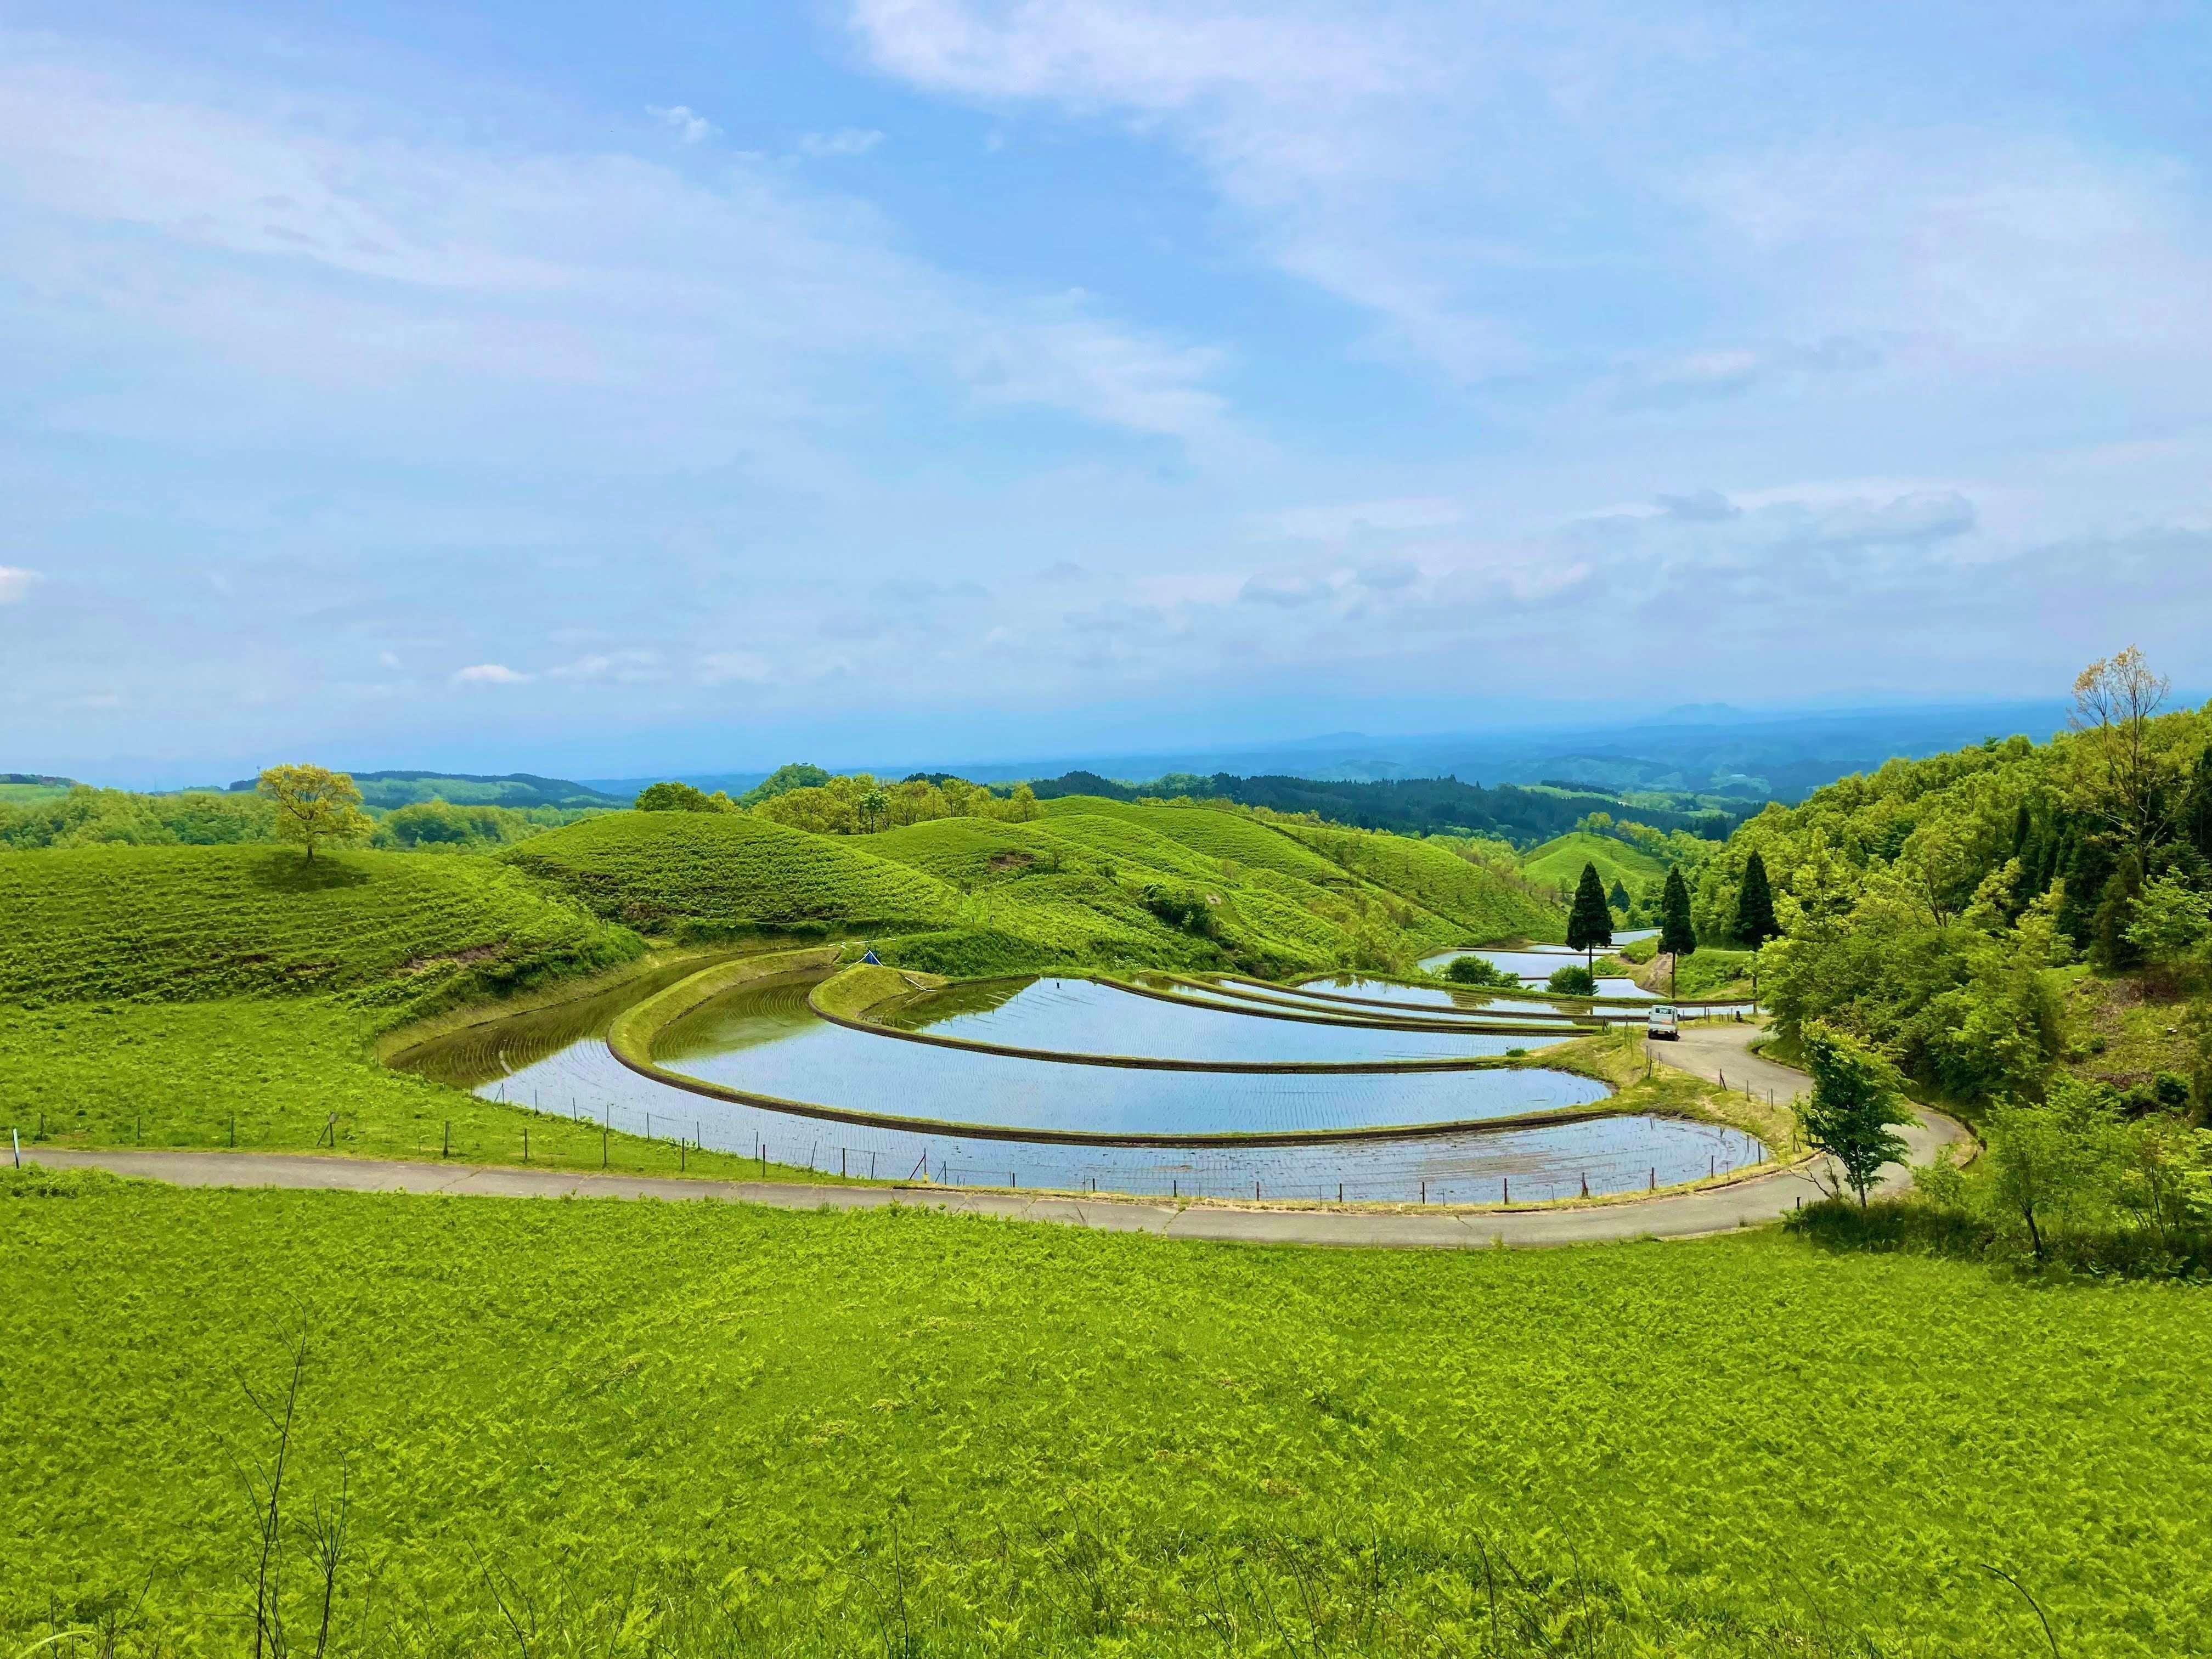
[21,1024,1972,1250]
[1651,1018,1973,1175]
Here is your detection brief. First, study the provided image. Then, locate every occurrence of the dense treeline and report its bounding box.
[1022,770,1746,844]
[0,785,600,853]
[1695,652,2212,1272]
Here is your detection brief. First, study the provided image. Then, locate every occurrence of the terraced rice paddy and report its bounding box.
[1181,975,1602,1021]
[879,975,1574,1059]
[404,974,1764,1201]
[1421,945,1657,998]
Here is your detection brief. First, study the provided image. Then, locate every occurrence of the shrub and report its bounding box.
[1547,964,1597,996]
[1444,955,1514,988]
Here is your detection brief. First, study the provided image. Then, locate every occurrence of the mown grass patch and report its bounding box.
[4,1180,2208,1656]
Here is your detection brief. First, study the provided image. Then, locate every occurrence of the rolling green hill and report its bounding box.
[1277,822,1563,943]
[504,810,963,936]
[0,845,640,1010]
[1519,830,1667,894]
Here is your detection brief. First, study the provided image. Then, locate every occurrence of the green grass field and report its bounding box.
[5,1171,2207,1658]
[0,845,641,1009]
[1517,831,1665,894]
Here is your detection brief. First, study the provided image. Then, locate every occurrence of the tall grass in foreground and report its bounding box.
[7,1169,2204,1657]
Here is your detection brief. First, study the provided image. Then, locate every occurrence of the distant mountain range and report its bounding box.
[587,699,2070,808]
[222,770,624,811]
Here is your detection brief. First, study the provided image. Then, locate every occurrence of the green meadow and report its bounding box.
[1517,830,1665,896]
[6,1168,2209,1658]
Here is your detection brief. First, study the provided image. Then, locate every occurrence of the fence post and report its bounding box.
[524,1129,529,1165]
[602,1128,608,1169]
[10,1127,17,1168]
[229,1115,235,1148]
[443,1121,450,1159]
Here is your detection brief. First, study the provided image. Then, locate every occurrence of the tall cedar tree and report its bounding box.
[2057,832,2114,949]
[2093,850,2146,970]
[1566,862,1613,966]
[1798,1023,1915,1205]
[2183,740,2212,863]
[1658,865,1696,996]
[1731,850,1779,947]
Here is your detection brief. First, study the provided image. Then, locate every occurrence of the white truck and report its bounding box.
[1646,1004,1680,1041]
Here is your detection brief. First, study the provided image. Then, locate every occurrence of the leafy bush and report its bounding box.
[1444,955,1515,988]
[1547,964,1598,996]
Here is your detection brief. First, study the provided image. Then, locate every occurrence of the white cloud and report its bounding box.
[648,104,718,144]
[452,663,531,685]
[799,128,886,157]
[548,650,663,683]
[697,651,772,685]
[1263,496,1460,541]
[1238,569,1336,607]
[0,47,1237,463]
[0,566,38,602]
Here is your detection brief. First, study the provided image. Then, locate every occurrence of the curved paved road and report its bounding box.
[21,1025,1972,1250]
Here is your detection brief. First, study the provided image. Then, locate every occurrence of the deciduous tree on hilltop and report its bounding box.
[256,764,373,862]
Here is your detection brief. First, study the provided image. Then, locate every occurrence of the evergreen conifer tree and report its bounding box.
[1608,877,1632,915]
[2093,851,2146,970]
[2058,833,2114,950]
[2182,741,2212,864]
[1566,862,1613,967]
[1731,851,1779,947]
[1658,866,1697,997]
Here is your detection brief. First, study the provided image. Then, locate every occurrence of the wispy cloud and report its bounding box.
[799,127,885,157]
[0,47,1238,466]
[452,663,531,685]
[0,567,38,603]
[647,104,718,143]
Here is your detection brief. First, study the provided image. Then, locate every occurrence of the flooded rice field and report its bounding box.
[398,967,1767,1201]
[879,975,1568,1060]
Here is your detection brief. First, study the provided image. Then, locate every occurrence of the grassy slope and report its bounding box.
[1519,830,1664,892]
[2059,965,2208,1092]
[0,844,641,1009]
[504,810,961,935]
[6,1175,2208,1657]
[0,844,820,1180]
[1279,822,1563,943]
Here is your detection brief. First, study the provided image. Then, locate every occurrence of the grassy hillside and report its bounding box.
[1520,830,1665,894]
[1040,797,1351,882]
[7,1175,2208,1656]
[1280,822,1563,943]
[0,844,639,1010]
[505,811,963,936]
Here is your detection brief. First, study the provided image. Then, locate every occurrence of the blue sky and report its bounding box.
[3,0,2208,783]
